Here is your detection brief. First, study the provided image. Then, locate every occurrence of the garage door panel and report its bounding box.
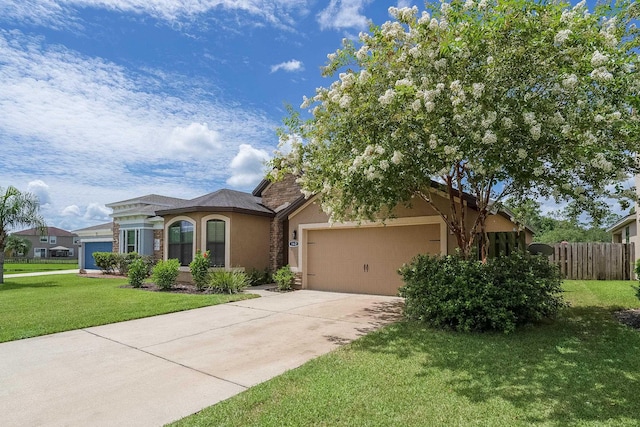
[306,224,441,295]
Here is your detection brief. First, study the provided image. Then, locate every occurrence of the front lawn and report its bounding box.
[172,280,640,426]
[3,262,78,273]
[0,274,256,343]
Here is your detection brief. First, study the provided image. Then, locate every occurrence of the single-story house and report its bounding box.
[606,174,640,276]
[73,222,114,270]
[10,226,79,259]
[106,174,530,295]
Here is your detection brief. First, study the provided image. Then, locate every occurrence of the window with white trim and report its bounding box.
[206,219,226,267]
[49,236,57,244]
[168,221,194,266]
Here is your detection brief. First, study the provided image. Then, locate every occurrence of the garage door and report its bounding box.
[84,242,113,270]
[306,224,441,295]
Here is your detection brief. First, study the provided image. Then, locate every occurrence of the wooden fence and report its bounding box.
[551,242,635,280]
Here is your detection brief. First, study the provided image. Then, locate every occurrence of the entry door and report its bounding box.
[306,224,441,295]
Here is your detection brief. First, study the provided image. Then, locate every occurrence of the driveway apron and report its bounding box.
[0,289,402,426]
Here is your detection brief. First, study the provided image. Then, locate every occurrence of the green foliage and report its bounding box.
[209,270,249,294]
[273,265,295,291]
[0,185,46,283]
[117,252,140,275]
[399,252,567,333]
[635,259,640,300]
[4,235,31,257]
[189,250,211,291]
[127,258,149,288]
[152,259,181,290]
[272,0,640,260]
[93,252,119,274]
[247,268,273,286]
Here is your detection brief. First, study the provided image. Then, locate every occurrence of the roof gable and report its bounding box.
[156,189,274,216]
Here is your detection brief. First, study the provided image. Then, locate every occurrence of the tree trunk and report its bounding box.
[0,250,5,284]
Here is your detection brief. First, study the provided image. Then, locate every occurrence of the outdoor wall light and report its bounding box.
[292,230,297,240]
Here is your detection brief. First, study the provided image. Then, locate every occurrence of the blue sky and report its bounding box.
[0,0,605,231]
[1,0,411,231]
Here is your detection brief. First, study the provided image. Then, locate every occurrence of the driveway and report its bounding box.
[0,288,402,426]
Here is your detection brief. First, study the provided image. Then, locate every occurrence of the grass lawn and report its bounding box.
[0,274,256,343]
[172,280,640,427]
[3,262,79,273]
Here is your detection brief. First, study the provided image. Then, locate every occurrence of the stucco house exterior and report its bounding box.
[607,173,640,273]
[11,226,79,259]
[107,174,530,295]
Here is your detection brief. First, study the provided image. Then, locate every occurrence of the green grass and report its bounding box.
[172,280,640,427]
[0,274,257,343]
[3,262,78,273]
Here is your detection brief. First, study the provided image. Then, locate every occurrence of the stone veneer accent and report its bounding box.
[153,229,164,261]
[112,221,120,253]
[260,174,302,272]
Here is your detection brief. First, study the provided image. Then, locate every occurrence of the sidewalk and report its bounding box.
[4,269,80,278]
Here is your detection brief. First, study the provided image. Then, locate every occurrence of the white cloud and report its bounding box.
[27,180,52,205]
[168,122,221,155]
[226,144,270,188]
[270,59,304,73]
[61,205,81,217]
[0,0,311,30]
[396,0,412,8]
[84,203,111,221]
[317,0,371,30]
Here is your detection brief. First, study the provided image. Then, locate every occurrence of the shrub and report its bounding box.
[399,252,567,333]
[117,252,140,275]
[247,268,273,286]
[92,252,119,274]
[209,270,249,294]
[635,259,640,299]
[128,258,149,288]
[189,250,211,291]
[152,259,181,290]
[273,265,295,291]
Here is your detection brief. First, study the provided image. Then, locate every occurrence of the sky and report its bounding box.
[0,0,609,232]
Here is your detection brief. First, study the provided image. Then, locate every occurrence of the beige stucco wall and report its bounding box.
[287,191,531,270]
[162,211,270,270]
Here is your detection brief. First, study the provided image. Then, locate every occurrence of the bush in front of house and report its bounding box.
[93,252,119,274]
[273,265,295,291]
[152,259,181,290]
[635,259,640,300]
[398,252,566,333]
[128,257,149,288]
[247,268,273,286]
[189,250,211,291]
[117,252,141,275]
[209,270,249,294]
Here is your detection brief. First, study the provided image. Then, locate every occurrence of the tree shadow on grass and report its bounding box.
[351,306,640,425]
[0,280,59,291]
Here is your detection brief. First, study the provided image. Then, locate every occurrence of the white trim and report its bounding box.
[297,216,447,290]
[200,214,231,268]
[164,216,197,263]
[80,237,113,243]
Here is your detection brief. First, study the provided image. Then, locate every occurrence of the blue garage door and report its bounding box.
[84,242,113,270]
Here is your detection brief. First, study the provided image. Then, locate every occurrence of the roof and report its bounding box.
[252,179,271,197]
[50,246,70,251]
[156,189,274,217]
[606,213,636,233]
[13,226,76,237]
[72,222,113,233]
[105,194,186,208]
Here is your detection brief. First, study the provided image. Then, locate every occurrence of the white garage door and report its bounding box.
[306,224,442,296]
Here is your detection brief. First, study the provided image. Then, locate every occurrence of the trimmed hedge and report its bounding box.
[399,252,567,333]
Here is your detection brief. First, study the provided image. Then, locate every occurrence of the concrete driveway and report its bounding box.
[0,288,402,426]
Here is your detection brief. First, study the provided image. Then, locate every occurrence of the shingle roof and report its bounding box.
[13,226,76,236]
[105,194,186,208]
[156,189,274,217]
[72,222,113,233]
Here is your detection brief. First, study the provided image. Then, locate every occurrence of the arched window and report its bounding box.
[168,221,194,266]
[206,219,225,267]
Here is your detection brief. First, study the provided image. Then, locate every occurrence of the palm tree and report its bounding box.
[4,235,32,258]
[0,186,46,284]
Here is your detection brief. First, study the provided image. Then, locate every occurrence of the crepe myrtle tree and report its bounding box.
[271,0,640,260]
[0,186,46,283]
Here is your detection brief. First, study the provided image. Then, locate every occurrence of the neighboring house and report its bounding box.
[107,174,530,295]
[11,226,79,259]
[607,174,640,272]
[73,222,114,270]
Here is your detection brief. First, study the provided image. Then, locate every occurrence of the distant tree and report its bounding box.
[4,235,31,258]
[272,0,639,260]
[0,186,46,284]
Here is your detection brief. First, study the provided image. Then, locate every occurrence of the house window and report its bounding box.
[73,237,80,245]
[34,248,46,258]
[49,236,57,244]
[206,219,226,267]
[168,221,193,266]
[40,236,48,243]
[126,230,137,253]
